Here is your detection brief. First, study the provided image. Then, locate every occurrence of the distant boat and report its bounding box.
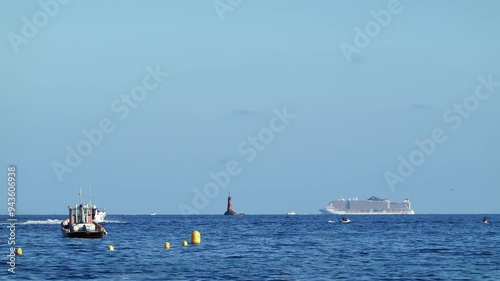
[88,185,106,223]
[150,212,157,216]
[340,218,352,224]
[92,206,106,223]
[287,211,297,215]
[328,218,352,224]
[61,189,107,238]
[483,217,488,224]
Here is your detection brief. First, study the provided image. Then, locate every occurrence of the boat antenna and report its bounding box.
[79,188,83,205]
[89,184,92,206]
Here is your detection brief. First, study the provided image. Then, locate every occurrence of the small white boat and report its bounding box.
[483,217,488,224]
[340,218,351,224]
[150,212,157,216]
[327,219,351,223]
[92,207,106,223]
[287,211,297,215]
[88,185,106,223]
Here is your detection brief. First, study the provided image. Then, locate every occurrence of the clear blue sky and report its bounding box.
[1,0,499,214]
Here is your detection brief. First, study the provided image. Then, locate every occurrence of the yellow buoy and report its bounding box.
[107,245,114,251]
[16,248,22,255]
[164,242,170,249]
[191,231,201,245]
[182,240,188,247]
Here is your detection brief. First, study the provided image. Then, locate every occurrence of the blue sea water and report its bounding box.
[1,214,499,280]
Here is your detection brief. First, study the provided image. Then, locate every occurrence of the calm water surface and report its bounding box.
[1,214,499,280]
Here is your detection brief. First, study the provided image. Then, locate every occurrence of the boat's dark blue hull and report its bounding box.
[61,219,107,238]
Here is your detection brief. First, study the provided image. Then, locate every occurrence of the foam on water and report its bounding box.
[0,218,127,225]
[100,220,127,224]
[21,219,62,225]
[0,219,62,225]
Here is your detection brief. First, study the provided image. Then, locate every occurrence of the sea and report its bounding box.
[1,214,499,280]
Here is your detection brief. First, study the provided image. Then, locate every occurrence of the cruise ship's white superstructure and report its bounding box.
[320,196,415,215]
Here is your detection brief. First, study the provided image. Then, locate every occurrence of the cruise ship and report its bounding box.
[320,196,415,215]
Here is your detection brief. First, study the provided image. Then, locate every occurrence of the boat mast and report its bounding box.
[89,184,92,206]
[79,188,83,205]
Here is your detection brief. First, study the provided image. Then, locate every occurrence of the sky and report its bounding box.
[1,0,500,215]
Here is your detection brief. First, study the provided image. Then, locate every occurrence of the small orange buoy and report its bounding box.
[16,248,22,255]
[164,242,170,249]
[182,240,188,247]
[107,245,114,251]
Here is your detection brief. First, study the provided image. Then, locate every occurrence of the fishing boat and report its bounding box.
[287,211,297,215]
[61,189,108,238]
